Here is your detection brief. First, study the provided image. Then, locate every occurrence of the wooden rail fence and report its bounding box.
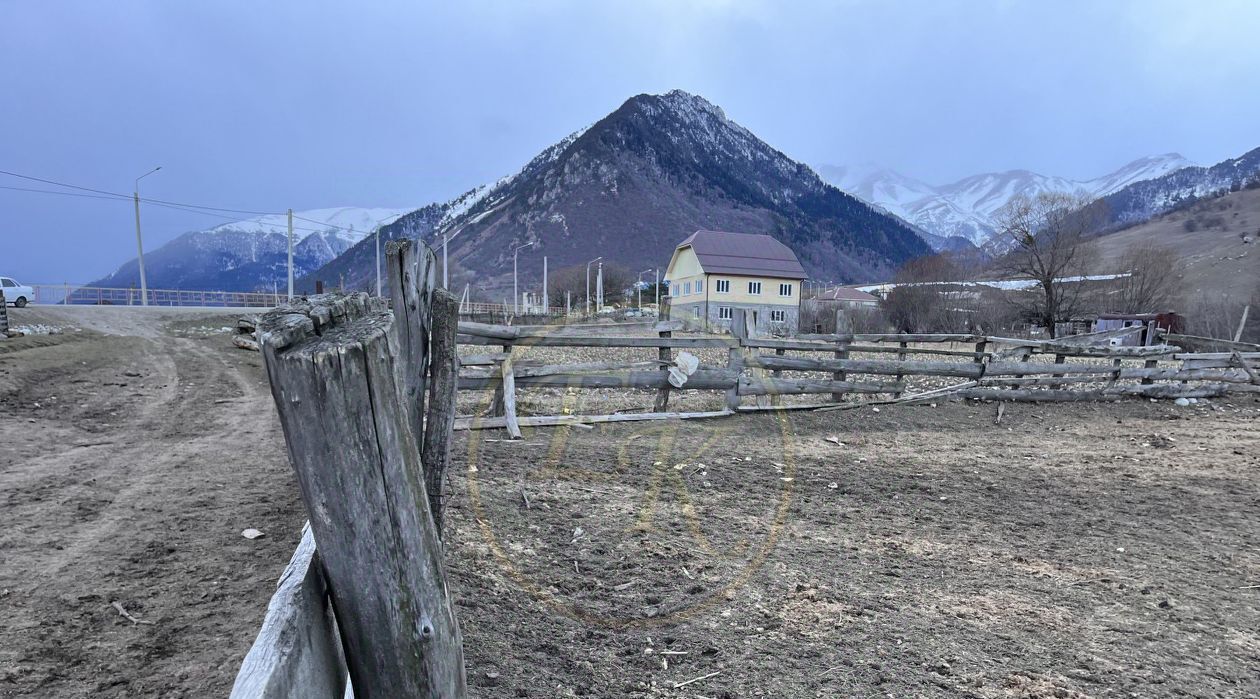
[453,309,1260,432]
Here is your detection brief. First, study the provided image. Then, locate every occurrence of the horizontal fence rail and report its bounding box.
[450,311,1260,432]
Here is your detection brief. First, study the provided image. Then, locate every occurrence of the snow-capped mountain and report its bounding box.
[1097,146,1260,228]
[818,154,1194,245]
[305,90,930,293]
[91,206,411,292]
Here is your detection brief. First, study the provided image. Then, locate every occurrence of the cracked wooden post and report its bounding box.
[258,291,466,698]
[422,289,460,532]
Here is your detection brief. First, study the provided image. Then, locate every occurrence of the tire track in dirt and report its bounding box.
[0,330,304,697]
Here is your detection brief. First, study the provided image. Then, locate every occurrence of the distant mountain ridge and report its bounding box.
[91,206,410,292]
[306,90,931,295]
[818,154,1195,245]
[1096,146,1260,229]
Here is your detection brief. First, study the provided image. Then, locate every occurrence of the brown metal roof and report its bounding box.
[816,287,879,303]
[677,230,806,279]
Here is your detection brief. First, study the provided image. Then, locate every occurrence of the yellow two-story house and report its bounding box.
[663,230,806,334]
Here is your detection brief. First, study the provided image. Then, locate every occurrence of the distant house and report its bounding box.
[663,230,806,334]
[814,286,880,309]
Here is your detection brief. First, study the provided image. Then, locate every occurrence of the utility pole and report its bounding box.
[375,225,382,297]
[287,209,294,299]
[585,256,602,316]
[654,268,660,309]
[133,166,161,306]
[542,256,548,312]
[596,261,603,311]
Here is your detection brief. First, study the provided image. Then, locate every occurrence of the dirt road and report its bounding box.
[0,308,304,697]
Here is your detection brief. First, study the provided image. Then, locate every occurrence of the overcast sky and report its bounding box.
[4,0,1259,283]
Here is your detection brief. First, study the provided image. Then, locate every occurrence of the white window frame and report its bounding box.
[748,281,762,295]
[779,282,793,297]
[770,309,786,322]
[716,279,730,293]
[695,279,703,294]
[692,306,701,318]
[718,306,732,320]
[671,284,679,297]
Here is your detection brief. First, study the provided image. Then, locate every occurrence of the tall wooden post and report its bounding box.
[257,291,466,698]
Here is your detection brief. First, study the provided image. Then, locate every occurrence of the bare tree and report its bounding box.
[1110,242,1181,313]
[995,191,1099,337]
[881,253,969,332]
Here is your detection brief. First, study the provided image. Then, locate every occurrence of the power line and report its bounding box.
[0,168,383,235]
[0,184,130,201]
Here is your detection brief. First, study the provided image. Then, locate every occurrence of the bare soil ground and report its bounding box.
[2,307,1259,697]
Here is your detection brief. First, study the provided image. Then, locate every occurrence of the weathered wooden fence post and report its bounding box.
[423,289,460,532]
[831,310,852,402]
[726,308,749,410]
[258,291,466,698]
[0,290,8,335]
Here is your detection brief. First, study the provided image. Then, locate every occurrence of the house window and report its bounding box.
[779,283,793,297]
[770,309,786,322]
[748,281,762,295]
[692,306,701,318]
[671,285,679,297]
[716,279,730,293]
[695,279,703,294]
[718,306,732,320]
[683,281,691,295]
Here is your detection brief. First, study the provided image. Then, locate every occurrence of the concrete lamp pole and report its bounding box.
[585,256,602,316]
[512,241,535,314]
[133,166,161,306]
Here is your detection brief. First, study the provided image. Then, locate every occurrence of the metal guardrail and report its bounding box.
[29,284,285,308]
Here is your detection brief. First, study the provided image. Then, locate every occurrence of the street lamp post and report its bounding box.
[585,256,602,316]
[637,268,653,309]
[512,241,535,314]
[133,166,161,306]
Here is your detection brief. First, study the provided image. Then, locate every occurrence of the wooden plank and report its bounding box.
[457,352,511,366]
[738,376,904,396]
[500,355,522,440]
[746,354,983,378]
[853,333,982,343]
[422,290,459,533]
[453,410,733,431]
[230,524,346,699]
[257,293,466,698]
[956,383,1260,402]
[456,334,737,349]
[457,368,738,391]
[1173,352,1260,360]
[456,320,518,340]
[984,336,1180,357]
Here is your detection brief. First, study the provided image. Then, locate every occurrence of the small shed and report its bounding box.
[1093,312,1184,346]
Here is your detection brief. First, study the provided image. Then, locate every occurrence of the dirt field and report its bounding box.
[3,307,1259,697]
